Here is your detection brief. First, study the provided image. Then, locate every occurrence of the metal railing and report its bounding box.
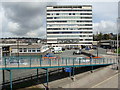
[1,56,117,68]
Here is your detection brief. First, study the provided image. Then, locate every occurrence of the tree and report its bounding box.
[103,34,109,40]
[97,32,103,41]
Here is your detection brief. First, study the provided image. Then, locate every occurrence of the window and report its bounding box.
[23,48,27,52]
[32,48,36,52]
[28,48,32,52]
[47,13,50,15]
[19,48,22,52]
[37,48,40,52]
[47,17,53,19]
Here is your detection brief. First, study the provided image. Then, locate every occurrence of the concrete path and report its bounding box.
[48,65,118,88]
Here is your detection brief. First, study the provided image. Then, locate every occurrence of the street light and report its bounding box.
[116,18,119,70]
[97,31,99,57]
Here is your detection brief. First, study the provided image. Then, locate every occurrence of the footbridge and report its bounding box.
[0,56,117,90]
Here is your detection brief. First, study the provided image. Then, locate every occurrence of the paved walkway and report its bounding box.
[48,65,118,88]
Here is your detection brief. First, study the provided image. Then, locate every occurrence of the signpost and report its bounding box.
[65,67,71,72]
[65,67,72,78]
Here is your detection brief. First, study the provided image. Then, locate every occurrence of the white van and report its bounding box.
[51,47,62,54]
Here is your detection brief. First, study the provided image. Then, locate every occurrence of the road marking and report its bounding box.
[91,73,119,88]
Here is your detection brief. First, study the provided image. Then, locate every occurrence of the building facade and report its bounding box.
[46,5,93,46]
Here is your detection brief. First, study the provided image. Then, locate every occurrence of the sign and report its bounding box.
[65,67,72,72]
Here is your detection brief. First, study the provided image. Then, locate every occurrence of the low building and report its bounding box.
[100,40,119,49]
[1,44,50,56]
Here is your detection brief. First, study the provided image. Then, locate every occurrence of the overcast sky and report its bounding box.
[0,0,119,38]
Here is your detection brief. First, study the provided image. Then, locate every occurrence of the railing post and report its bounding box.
[58,58,59,66]
[18,57,19,67]
[62,57,63,64]
[37,69,39,83]
[30,58,31,67]
[73,58,75,66]
[102,58,104,64]
[40,55,42,66]
[46,69,49,89]
[66,58,67,66]
[2,70,5,88]
[4,58,6,67]
[110,59,112,63]
[79,58,80,65]
[99,58,100,64]
[107,58,108,64]
[90,57,93,73]
[72,67,74,77]
[71,58,75,81]
[49,59,51,66]
[95,58,96,64]
[9,70,12,90]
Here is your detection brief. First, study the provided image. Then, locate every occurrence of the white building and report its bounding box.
[47,5,93,47]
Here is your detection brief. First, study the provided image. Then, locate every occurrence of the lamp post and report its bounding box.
[17,38,19,57]
[117,18,119,70]
[97,31,99,57]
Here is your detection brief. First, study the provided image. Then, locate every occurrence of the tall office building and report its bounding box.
[46,5,93,46]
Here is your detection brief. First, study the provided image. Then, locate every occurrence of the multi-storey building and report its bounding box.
[46,5,93,47]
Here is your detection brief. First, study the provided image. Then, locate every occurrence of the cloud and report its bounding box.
[2,2,57,38]
[1,2,118,38]
[92,2,118,23]
[93,20,117,34]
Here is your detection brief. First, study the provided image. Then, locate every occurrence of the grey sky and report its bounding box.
[1,1,119,38]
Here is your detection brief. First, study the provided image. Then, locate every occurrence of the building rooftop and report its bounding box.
[10,44,43,49]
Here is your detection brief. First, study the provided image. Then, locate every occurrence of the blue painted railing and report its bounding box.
[0,56,117,68]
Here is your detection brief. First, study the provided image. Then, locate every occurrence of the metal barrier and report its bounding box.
[1,56,116,68]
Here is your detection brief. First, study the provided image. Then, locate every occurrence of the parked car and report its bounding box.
[73,49,82,55]
[74,47,79,50]
[62,48,65,51]
[85,47,90,50]
[9,60,28,65]
[51,47,63,54]
[92,46,97,49]
[75,57,90,63]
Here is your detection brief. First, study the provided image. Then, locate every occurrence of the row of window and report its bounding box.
[47,10,92,12]
[19,48,40,53]
[52,6,91,8]
[53,6,83,8]
[47,35,93,37]
[47,20,92,23]
[47,24,92,27]
[47,31,92,34]
[48,39,93,42]
[47,28,92,30]
[47,13,92,15]
[47,17,92,19]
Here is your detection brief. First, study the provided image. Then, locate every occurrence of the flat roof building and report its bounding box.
[46,5,93,46]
